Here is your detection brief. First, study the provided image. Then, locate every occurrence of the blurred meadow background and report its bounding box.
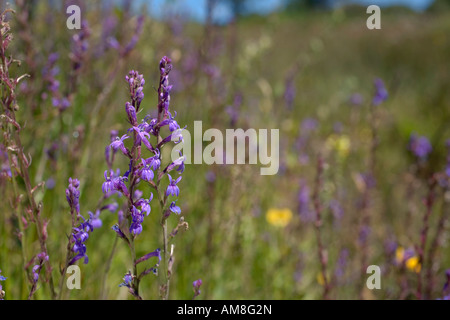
[1,0,450,300]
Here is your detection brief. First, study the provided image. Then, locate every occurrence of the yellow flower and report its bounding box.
[405,256,421,273]
[316,272,326,286]
[395,247,405,265]
[395,246,421,273]
[325,134,351,158]
[266,208,293,227]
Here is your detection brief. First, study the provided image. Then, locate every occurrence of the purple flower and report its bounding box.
[159,56,172,115]
[136,194,153,216]
[88,210,102,229]
[298,180,313,222]
[132,126,153,151]
[112,224,126,239]
[146,153,161,171]
[329,199,344,221]
[166,174,182,197]
[160,111,180,132]
[300,118,318,134]
[443,269,450,293]
[169,201,181,215]
[0,269,5,299]
[126,102,138,126]
[110,134,130,156]
[119,272,134,288]
[140,159,154,182]
[409,133,432,160]
[102,170,129,196]
[123,15,145,57]
[372,78,388,106]
[130,206,144,235]
[284,78,296,110]
[70,20,91,71]
[66,178,80,214]
[70,216,96,265]
[193,279,202,299]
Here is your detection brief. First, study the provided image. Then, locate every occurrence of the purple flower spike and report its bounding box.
[166,174,182,197]
[409,133,432,160]
[66,178,81,214]
[372,78,388,106]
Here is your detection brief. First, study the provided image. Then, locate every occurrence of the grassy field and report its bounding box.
[0,1,449,300]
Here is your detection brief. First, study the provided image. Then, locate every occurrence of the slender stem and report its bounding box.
[425,192,448,298]
[313,154,329,299]
[100,236,118,300]
[417,176,437,300]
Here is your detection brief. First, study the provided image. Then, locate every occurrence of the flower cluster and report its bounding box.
[31,252,49,284]
[102,57,185,298]
[395,246,421,273]
[66,178,81,214]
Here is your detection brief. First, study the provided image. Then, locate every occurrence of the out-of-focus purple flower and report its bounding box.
[70,20,91,71]
[166,174,182,197]
[409,133,432,160]
[206,170,216,183]
[349,93,363,106]
[298,180,313,222]
[46,177,56,190]
[226,93,242,126]
[443,269,450,293]
[358,225,371,245]
[66,178,80,214]
[284,77,296,110]
[329,199,344,222]
[123,15,145,57]
[301,118,318,134]
[88,210,102,229]
[442,140,450,181]
[334,248,349,278]
[52,97,71,111]
[372,78,388,106]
